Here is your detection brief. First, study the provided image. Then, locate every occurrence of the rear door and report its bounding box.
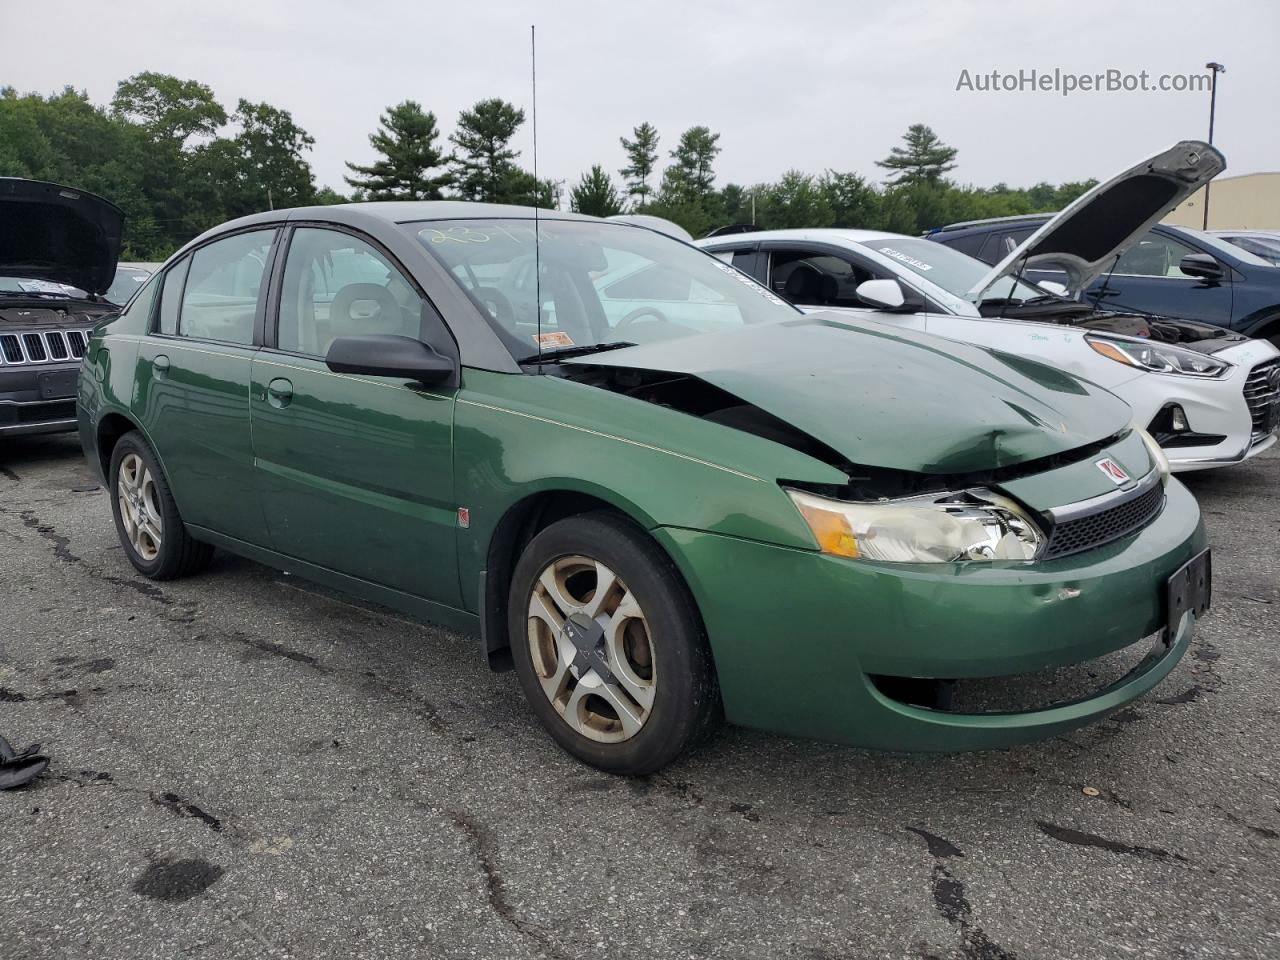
[249,225,460,605]
[133,228,277,544]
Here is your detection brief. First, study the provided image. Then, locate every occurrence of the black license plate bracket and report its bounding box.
[1166,548,1211,635]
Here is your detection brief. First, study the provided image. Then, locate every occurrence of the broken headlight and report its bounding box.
[1085,334,1231,378]
[786,488,1044,563]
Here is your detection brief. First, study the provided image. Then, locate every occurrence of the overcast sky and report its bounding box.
[7,0,1278,197]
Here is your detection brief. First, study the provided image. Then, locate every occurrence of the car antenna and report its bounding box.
[531,24,542,362]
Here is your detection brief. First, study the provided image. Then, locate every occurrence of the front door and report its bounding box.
[249,226,460,606]
[133,228,277,544]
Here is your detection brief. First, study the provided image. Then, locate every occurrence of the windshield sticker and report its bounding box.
[533,331,575,348]
[711,260,788,306]
[878,247,934,272]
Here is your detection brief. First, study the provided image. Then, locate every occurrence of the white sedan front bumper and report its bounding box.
[1115,338,1280,472]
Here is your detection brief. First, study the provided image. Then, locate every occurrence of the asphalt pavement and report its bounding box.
[1,433,1277,960]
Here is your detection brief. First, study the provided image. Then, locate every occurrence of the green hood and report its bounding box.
[568,315,1133,475]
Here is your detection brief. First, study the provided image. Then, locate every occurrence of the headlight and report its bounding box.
[786,488,1044,563]
[1137,427,1171,486]
[1086,334,1231,378]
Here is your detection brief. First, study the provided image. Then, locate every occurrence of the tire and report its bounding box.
[108,431,213,580]
[508,511,721,775]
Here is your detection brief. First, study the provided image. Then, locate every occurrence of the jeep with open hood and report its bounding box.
[1,178,126,437]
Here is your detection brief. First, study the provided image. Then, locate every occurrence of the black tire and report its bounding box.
[508,511,721,775]
[108,431,213,580]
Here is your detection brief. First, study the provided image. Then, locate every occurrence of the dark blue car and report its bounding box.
[927,215,1280,348]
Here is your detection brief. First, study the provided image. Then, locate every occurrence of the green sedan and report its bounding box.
[77,202,1211,774]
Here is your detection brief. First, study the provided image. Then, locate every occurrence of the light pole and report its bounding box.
[1202,62,1225,229]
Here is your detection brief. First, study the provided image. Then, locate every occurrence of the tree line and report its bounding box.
[1,74,1097,260]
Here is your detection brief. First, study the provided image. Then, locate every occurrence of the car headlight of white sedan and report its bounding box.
[1085,334,1232,378]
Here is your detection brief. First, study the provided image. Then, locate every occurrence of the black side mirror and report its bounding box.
[1178,253,1226,282]
[325,335,455,385]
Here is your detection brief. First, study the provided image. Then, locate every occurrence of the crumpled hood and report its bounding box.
[568,315,1133,475]
[0,178,124,295]
[969,140,1225,302]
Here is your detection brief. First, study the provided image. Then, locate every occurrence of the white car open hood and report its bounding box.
[968,140,1225,302]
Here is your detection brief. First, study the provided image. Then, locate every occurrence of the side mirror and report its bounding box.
[325,334,455,384]
[1178,253,1226,282]
[855,278,907,310]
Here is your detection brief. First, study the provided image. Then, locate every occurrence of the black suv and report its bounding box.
[927,214,1280,348]
[1,179,126,437]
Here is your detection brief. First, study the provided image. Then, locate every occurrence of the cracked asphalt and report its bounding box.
[1,433,1277,960]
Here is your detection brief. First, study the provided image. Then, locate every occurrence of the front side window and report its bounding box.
[768,250,876,308]
[278,228,426,356]
[1113,231,1198,278]
[410,219,796,361]
[179,230,274,345]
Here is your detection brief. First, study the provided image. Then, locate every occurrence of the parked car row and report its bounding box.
[1,138,1267,773]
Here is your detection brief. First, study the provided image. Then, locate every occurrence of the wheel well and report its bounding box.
[1248,315,1280,348]
[480,491,632,671]
[95,412,139,479]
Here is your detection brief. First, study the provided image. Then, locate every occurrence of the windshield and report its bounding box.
[858,237,1047,303]
[409,219,797,361]
[105,266,155,305]
[0,277,85,297]
[1221,235,1280,265]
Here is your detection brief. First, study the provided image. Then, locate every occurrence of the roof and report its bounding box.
[930,213,1052,233]
[697,227,913,246]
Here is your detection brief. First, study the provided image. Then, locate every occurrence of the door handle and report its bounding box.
[152,354,170,376]
[266,377,294,408]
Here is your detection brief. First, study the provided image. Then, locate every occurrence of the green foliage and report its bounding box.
[111,71,226,146]
[569,165,624,217]
[450,98,526,203]
[660,125,721,206]
[618,122,660,206]
[345,101,451,200]
[876,123,958,187]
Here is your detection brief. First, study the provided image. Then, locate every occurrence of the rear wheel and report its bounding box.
[508,512,720,774]
[109,431,212,580]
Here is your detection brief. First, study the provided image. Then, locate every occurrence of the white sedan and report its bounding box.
[699,141,1279,471]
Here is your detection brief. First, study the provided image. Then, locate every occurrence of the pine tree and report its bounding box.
[619,122,660,206]
[344,101,452,200]
[450,98,525,202]
[570,165,624,217]
[875,124,957,187]
[659,126,720,206]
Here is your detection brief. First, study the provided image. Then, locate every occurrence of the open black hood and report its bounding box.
[0,178,124,296]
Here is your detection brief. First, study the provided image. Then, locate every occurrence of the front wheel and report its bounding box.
[109,431,213,580]
[508,512,720,775]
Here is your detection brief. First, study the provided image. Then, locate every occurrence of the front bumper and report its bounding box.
[0,363,82,437]
[655,478,1205,751]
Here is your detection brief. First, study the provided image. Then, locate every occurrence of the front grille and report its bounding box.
[1244,358,1280,442]
[1044,481,1165,560]
[0,329,93,365]
[21,334,46,361]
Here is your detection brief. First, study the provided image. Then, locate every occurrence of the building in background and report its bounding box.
[1164,172,1280,229]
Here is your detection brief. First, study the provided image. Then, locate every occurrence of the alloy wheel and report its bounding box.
[526,555,656,743]
[117,452,163,562]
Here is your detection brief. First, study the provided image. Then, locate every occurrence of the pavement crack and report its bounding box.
[151,790,224,832]
[446,810,571,960]
[908,827,1016,960]
[1036,820,1188,863]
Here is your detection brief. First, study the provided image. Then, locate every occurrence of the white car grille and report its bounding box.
[0,329,92,366]
[1244,358,1280,443]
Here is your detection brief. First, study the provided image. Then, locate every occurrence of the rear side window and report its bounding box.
[157,258,189,335]
[979,228,1035,264]
[179,230,275,345]
[938,232,987,258]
